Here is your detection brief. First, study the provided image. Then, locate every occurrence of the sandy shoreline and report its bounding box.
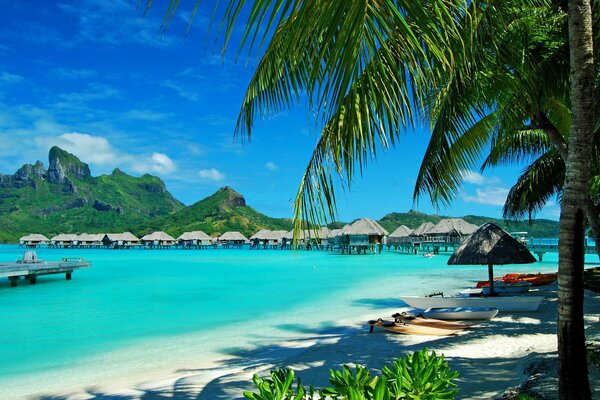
[29,285,599,400]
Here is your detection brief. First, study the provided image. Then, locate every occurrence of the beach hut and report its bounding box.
[141,231,176,248]
[77,233,104,247]
[250,230,282,248]
[340,218,389,254]
[218,231,248,247]
[102,232,140,248]
[388,225,413,246]
[409,222,435,243]
[448,223,536,295]
[425,218,479,244]
[19,234,49,248]
[50,233,79,248]
[177,231,212,248]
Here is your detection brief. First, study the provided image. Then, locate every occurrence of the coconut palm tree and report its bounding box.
[146,0,594,396]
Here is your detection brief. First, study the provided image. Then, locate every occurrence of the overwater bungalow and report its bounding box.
[408,222,435,244]
[102,232,141,248]
[19,234,49,248]
[177,231,212,248]
[77,233,105,248]
[424,218,479,244]
[218,231,248,247]
[339,218,388,254]
[250,230,282,249]
[388,225,413,247]
[50,233,79,248]
[141,231,176,248]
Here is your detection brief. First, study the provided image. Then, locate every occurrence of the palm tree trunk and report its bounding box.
[559,0,594,398]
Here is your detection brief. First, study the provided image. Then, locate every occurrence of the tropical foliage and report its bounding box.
[243,349,459,400]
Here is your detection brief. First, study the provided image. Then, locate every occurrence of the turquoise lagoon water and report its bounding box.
[0,245,579,398]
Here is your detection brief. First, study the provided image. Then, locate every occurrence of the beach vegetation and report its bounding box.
[243,349,459,399]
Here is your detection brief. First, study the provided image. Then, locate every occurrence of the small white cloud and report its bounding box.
[199,168,225,181]
[462,187,509,206]
[149,152,176,174]
[462,170,500,186]
[265,161,278,171]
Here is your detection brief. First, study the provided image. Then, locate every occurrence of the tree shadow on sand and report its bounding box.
[32,286,599,400]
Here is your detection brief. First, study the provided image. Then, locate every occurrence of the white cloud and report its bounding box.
[198,168,225,181]
[462,187,509,206]
[462,170,500,186]
[132,152,177,175]
[265,161,278,171]
[35,132,119,165]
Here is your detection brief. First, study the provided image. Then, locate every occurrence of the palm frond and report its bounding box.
[503,150,564,220]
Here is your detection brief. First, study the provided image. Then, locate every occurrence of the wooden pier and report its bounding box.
[0,258,91,287]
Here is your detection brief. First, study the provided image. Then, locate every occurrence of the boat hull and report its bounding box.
[400,295,544,312]
[481,281,531,295]
[368,319,459,336]
[423,307,498,320]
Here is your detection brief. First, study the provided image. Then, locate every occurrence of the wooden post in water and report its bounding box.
[66,271,72,280]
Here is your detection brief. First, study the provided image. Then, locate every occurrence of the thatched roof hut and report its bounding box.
[19,234,50,244]
[104,232,140,243]
[411,222,435,237]
[50,233,79,244]
[388,225,412,244]
[250,229,280,241]
[141,231,176,244]
[178,231,212,241]
[389,225,412,238]
[218,231,248,242]
[448,223,535,295]
[341,218,389,236]
[427,218,479,236]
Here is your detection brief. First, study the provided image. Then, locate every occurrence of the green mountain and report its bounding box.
[0,147,183,242]
[135,186,293,238]
[378,210,560,238]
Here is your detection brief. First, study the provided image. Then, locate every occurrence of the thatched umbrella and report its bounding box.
[448,223,536,295]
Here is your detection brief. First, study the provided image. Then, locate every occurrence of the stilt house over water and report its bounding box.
[424,218,479,244]
[177,231,212,247]
[50,233,79,247]
[218,231,248,247]
[102,232,140,248]
[388,225,413,246]
[339,218,388,254]
[19,234,50,247]
[141,231,176,248]
[408,222,435,244]
[77,233,104,247]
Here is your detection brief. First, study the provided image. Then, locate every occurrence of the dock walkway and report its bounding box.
[0,258,91,287]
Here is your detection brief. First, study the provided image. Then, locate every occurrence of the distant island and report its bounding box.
[0,147,560,243]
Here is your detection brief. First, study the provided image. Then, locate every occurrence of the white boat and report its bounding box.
[400,295,544,312]
[423,307,498,320]
[481,280,531,295]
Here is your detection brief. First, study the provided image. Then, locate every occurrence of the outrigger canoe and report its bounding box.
[368,319,460,336]
[391,312,473,330]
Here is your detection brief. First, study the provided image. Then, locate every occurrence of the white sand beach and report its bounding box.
[47,285,600,400]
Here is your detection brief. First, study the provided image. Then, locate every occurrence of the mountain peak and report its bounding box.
[215,186,246,208]
[47,146,91,184]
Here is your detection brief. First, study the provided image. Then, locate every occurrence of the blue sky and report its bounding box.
[0,1,560,221]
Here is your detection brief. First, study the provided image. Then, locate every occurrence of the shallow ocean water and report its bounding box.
[0,245,578,398]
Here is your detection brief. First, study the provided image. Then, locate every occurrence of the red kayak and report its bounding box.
[476,273,557,288]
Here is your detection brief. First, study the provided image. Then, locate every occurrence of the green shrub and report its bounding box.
[242,348,459,399]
